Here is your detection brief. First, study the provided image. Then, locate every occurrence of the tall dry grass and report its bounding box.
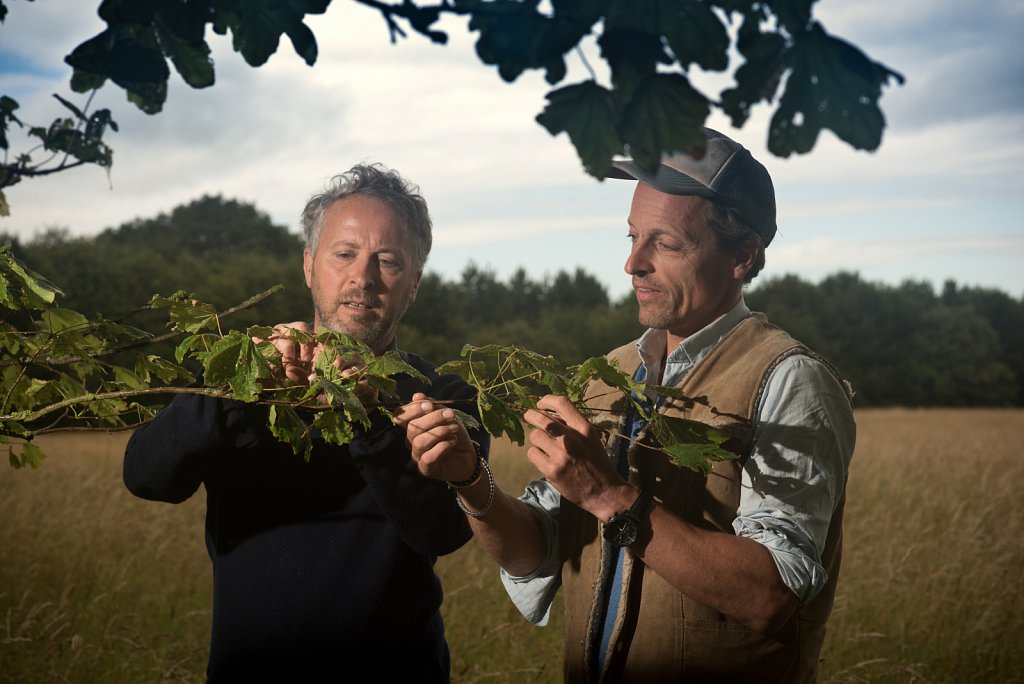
[1,409,1022,683]
[820,409,1024,683]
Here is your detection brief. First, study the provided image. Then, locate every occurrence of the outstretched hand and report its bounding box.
[393,392,479,482]
[523,394,633,522]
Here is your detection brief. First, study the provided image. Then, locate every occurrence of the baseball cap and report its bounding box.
[607,128,777,246]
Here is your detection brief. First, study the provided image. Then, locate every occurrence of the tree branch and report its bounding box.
[0,284,285,368]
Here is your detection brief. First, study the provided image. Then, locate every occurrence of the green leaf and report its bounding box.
[52,93,86,120]
[536,80,622,178]
[64,28,171,114]
[566,357,640,414]
[157,24,215,88]
[196,332,245,386]
[478,390,525,446]
[310,378,370,430]
[767,22,904,157]
[366,350,428,384]
[662,0,730,71]
[269,404,312,460]
[436,359,488,384]
[174,333,209,364]
[150,292,219,333]
[230,335,268,402]
[1,250,62,308]
[10,442,45,469]
[312,409,355,447]
[720,25,788,128]
[113,366,148,390]
[38,308,89,334]
[466,0,582,84]
[452,407,481,433]
[227,0,329,68]
[284,20,318,66]
[649,415,737,473]
[135,353,190,384]
[247,324,277,340]
[618,73,710,171]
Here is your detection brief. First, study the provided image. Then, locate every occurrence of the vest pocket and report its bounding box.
[680,618,796,683]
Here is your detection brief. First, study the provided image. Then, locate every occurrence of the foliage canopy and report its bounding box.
[0,0,904,213]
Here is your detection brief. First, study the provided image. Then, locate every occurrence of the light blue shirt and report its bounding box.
[500,298,856,626]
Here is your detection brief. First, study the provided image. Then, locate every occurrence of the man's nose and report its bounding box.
[350,255,379,290]
[624,244,651,277]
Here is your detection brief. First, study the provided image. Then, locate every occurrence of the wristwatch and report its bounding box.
[603,490,653,548]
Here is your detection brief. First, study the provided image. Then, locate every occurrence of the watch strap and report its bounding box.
[629,490,653,520]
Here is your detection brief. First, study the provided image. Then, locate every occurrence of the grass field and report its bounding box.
[1,409,1022,683]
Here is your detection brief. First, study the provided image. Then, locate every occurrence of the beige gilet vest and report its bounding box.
[559,313,850,683]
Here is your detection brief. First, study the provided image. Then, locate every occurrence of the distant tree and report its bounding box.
[749,272,1019,407]
[15,196,309,331]
[546,268,609,310]
[941,280,1024,404]
[0,0,904,214]
[904,305,1015,406]
[99,194,301,258]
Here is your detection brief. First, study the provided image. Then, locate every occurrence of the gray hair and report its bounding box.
[704,200,766,283]
[300,163,433,271]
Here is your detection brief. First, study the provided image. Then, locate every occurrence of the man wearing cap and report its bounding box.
[399,128,855,682]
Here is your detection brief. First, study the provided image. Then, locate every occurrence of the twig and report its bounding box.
[0,284,284,368]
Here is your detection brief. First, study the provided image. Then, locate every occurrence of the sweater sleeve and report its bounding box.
[123,393,265,504]
[349,370,490,558]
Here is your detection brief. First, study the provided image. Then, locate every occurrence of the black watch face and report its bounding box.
[605,515,639,548]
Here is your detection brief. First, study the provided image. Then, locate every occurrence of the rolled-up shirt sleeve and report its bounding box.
[734,354,856,603]
[499,478,563,626]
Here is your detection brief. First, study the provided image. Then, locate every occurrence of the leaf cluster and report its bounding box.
[0,92,118,216]
[0,243,734,474]
[439,342,737,473]
[0,244,426,467]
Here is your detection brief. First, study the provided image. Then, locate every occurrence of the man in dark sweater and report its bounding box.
[123,163,488,682]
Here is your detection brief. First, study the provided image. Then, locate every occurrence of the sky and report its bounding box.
[1,0,1023,301]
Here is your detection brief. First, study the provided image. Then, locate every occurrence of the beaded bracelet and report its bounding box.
[445,453,484,489]
[452,456,495,518]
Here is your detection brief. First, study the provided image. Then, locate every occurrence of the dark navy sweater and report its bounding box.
[123,352,487,682]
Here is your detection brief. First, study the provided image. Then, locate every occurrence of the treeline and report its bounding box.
[5,195,1022,407]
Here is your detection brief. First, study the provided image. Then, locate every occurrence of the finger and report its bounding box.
[410,424,460,461]
[336,351,366,372]
[299,338,317,366]
[535,394,591,433]
[393,398,439,428]
[523,407,568,438]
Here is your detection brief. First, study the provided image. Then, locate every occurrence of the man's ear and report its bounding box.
[303,249,313,289]
[733,236,760,281]
[409,270,422,302]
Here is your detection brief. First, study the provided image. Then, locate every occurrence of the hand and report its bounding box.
[254,322,316,387]
[523,394,633,521]
[393,392,479,482]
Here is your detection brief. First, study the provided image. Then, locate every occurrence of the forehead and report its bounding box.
[628,183,710,241]
[320,195,410,249]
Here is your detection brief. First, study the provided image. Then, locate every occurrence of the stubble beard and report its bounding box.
[634,278,682,332]
[312,289,411,354]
